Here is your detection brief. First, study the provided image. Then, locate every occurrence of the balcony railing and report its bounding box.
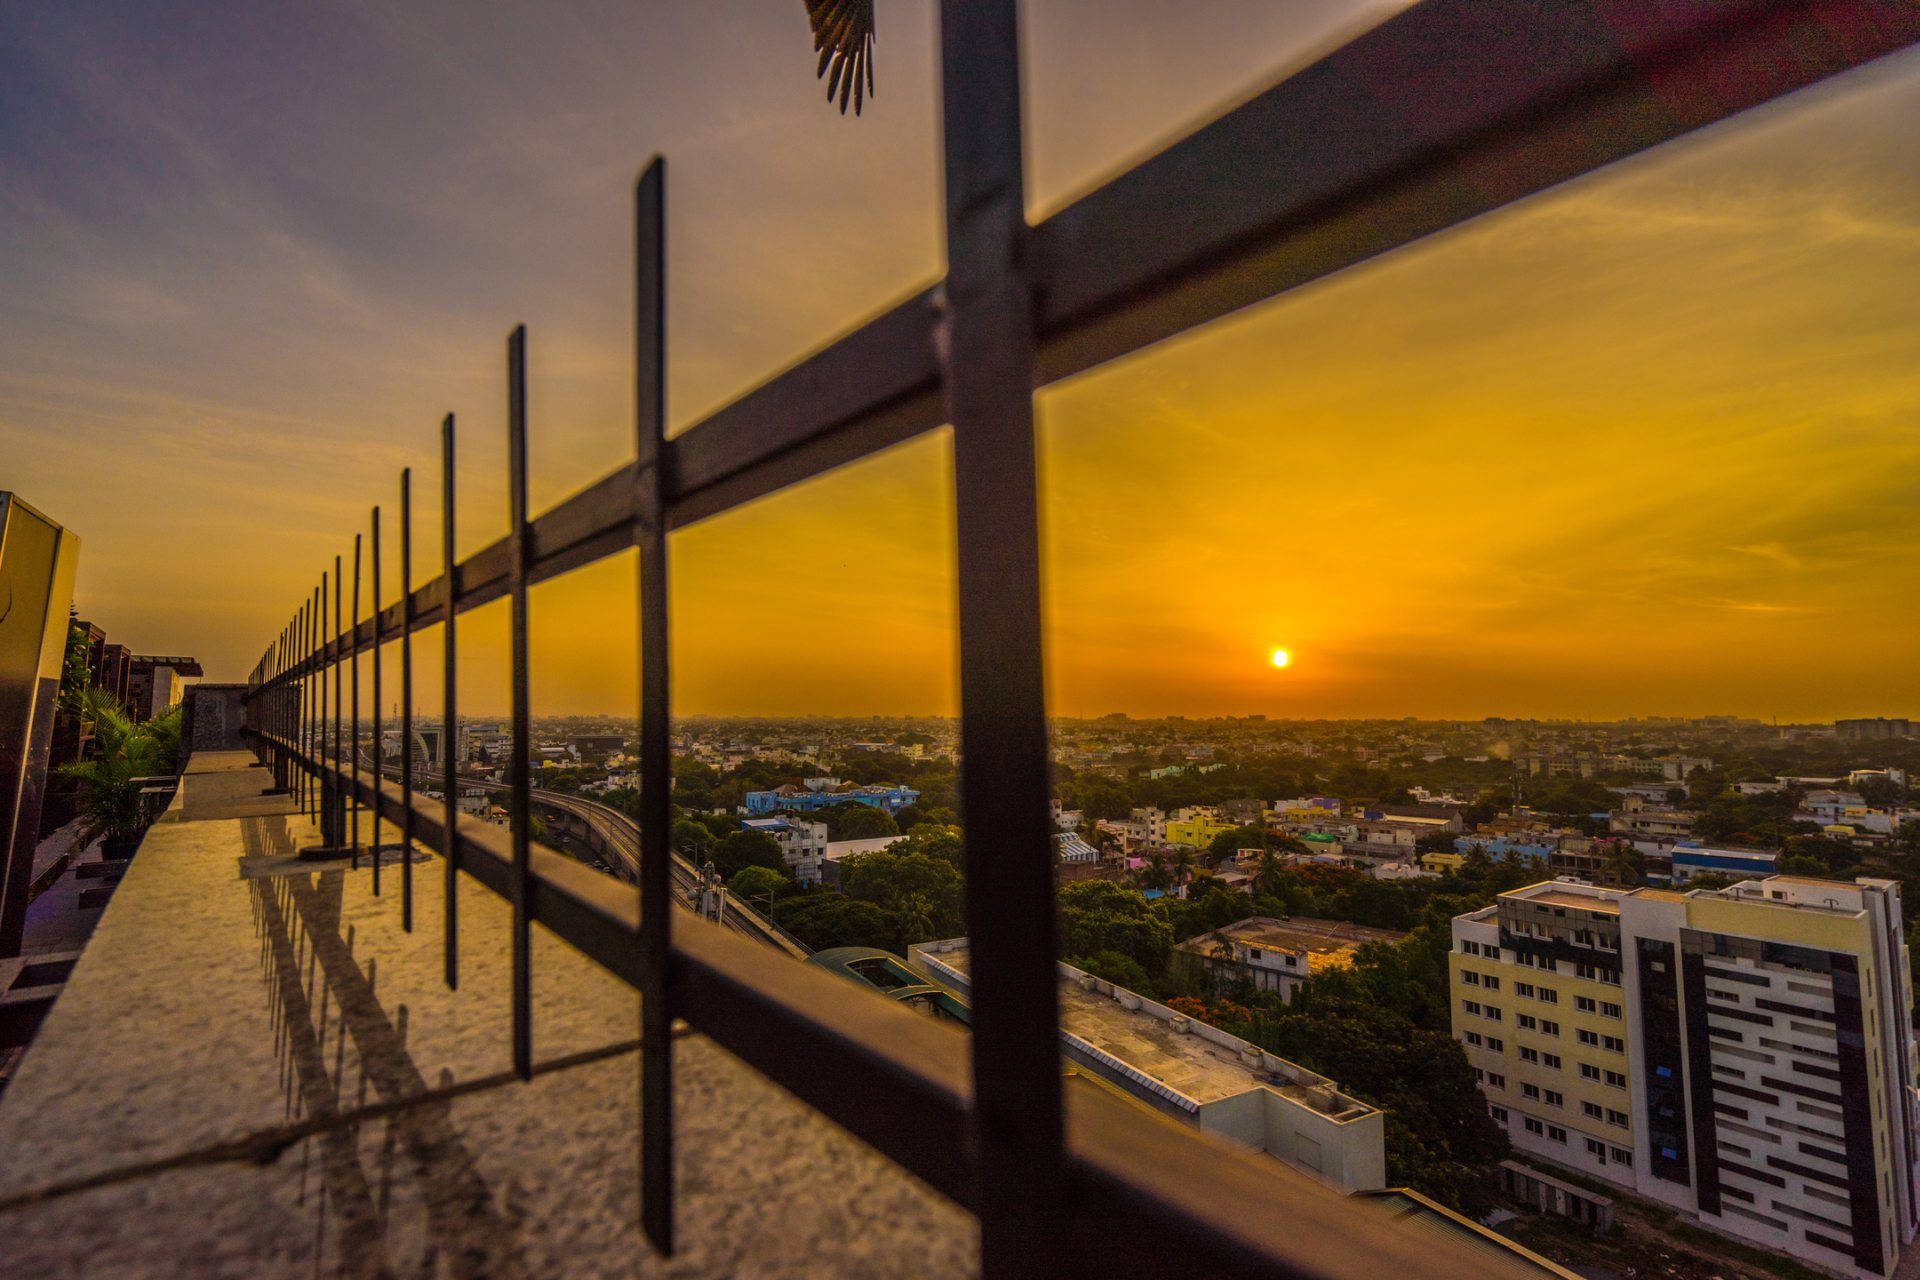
[238,2,1920,1276]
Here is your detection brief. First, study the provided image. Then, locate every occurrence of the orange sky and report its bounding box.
[6,4,1916,722]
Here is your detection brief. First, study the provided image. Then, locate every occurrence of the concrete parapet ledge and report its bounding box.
[0,751,975,1278]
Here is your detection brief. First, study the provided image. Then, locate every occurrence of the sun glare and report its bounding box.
[1269,648,1291,669]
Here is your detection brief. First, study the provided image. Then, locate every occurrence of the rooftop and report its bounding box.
[1180,916,1408,968]
[1519,890,1622,915]
[920,941,1375,1122]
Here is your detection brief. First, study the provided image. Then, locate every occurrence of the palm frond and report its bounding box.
[803,0,875,115]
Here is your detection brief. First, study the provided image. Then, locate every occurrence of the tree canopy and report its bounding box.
[712,829,786,880]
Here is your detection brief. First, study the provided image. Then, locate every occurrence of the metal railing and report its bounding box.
[239,2,1919,1276]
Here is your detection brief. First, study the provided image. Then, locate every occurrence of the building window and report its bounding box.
[1517,1014,1538,1031]
[1610,1147,1632,1166]
[1486,948,1502,963]
[1578,1029,1599,1047]
[1542,1054,1562,1071]
[1601,1002,1622,1019]
[1546,1125,1567,1143]
[1540,1020,1560,1037]
[1486,1007,1502,1022]
[1576,996,1598,1013]
[1462,941,1480,956]
[1463,1000,1481,1016]
[1516,982,1535,998]
[1523,1117,1545,1136]
[1489,1105,1509,1123]
[1603,1035,1624,1053]
[1586,1137,1607,1159]
[1520,1048,1539,1064]
[1522,1084,1541,1101]
[1583,1102,1604,1119]
[1538,987,1559,1004]
[1484,976,1499,991]
[1487,1073,1506,1089]
[1486,1037,1504,1052]
[1607,1109,1629,1127]
[1581,1064,1601,1081]
[1463,971,1481,986]
[1605,1070,1627,1088]
[1544,1090,1564,1107]
[1464,1031,1483,1047]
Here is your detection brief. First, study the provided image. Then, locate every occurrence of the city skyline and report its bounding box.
[6,2,1918,723]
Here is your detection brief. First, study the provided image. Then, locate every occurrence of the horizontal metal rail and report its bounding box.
[250,725,1534,1279]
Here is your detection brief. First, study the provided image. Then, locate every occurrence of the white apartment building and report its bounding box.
[741,816,829,884]
[1451,877,1919,1279]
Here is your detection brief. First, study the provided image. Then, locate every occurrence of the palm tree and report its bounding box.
[1251,848,1287,901]
[58,688,180,853]
[804,0,876,114]
[1170,846,1195,894]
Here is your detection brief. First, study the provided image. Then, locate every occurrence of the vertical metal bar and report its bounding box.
[632,155,673,1255]
[320,569,331,839]
[350,534,362,869]
[333,556,344,850]
[310,585,321,819]
[301,587,312,817]
[275,626,285,781]
[506,324,533,1082]
[936,5,1064,1277]
[371,506,383,895]
[441,414,459,990]
[400,468,415,933]
[298,601,308,810]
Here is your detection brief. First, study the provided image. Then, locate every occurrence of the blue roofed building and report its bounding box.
[1665,844,1778,885]
[744,781,920,816]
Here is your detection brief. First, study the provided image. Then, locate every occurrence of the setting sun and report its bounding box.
[1269,648,1291,669]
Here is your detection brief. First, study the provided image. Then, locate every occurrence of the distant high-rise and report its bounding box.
[1837,719,1914,741]
[1452,877,1919,1278]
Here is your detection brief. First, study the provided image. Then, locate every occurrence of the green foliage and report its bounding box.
[1058,880,1172,975]
[838,848,964,945]
[728,864,793,904]
[806,801,898,841]
[58,692,181,842]
[889,822,963,867]
[1693,786,1804,846]
[1857,776,1908,807]
[712,829,785,879]
[671,817,716,860]
[1256,995,1508,1214]
[1204,825,1286,866]
[772,892,901,952]
[57,611,91,716]
[894,803,956,831]
[1068,949,1152,992]
[534,766,600,794]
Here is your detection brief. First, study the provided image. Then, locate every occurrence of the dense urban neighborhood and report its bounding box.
[376,710,1920,1278]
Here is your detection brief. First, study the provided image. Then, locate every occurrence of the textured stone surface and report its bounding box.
[0,751,976,1277]
[0,803,636,1196]
[0,1045,975,1280]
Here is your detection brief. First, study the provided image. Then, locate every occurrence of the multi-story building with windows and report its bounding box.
[741,815,829,884]
[1451,877,1920,1280]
